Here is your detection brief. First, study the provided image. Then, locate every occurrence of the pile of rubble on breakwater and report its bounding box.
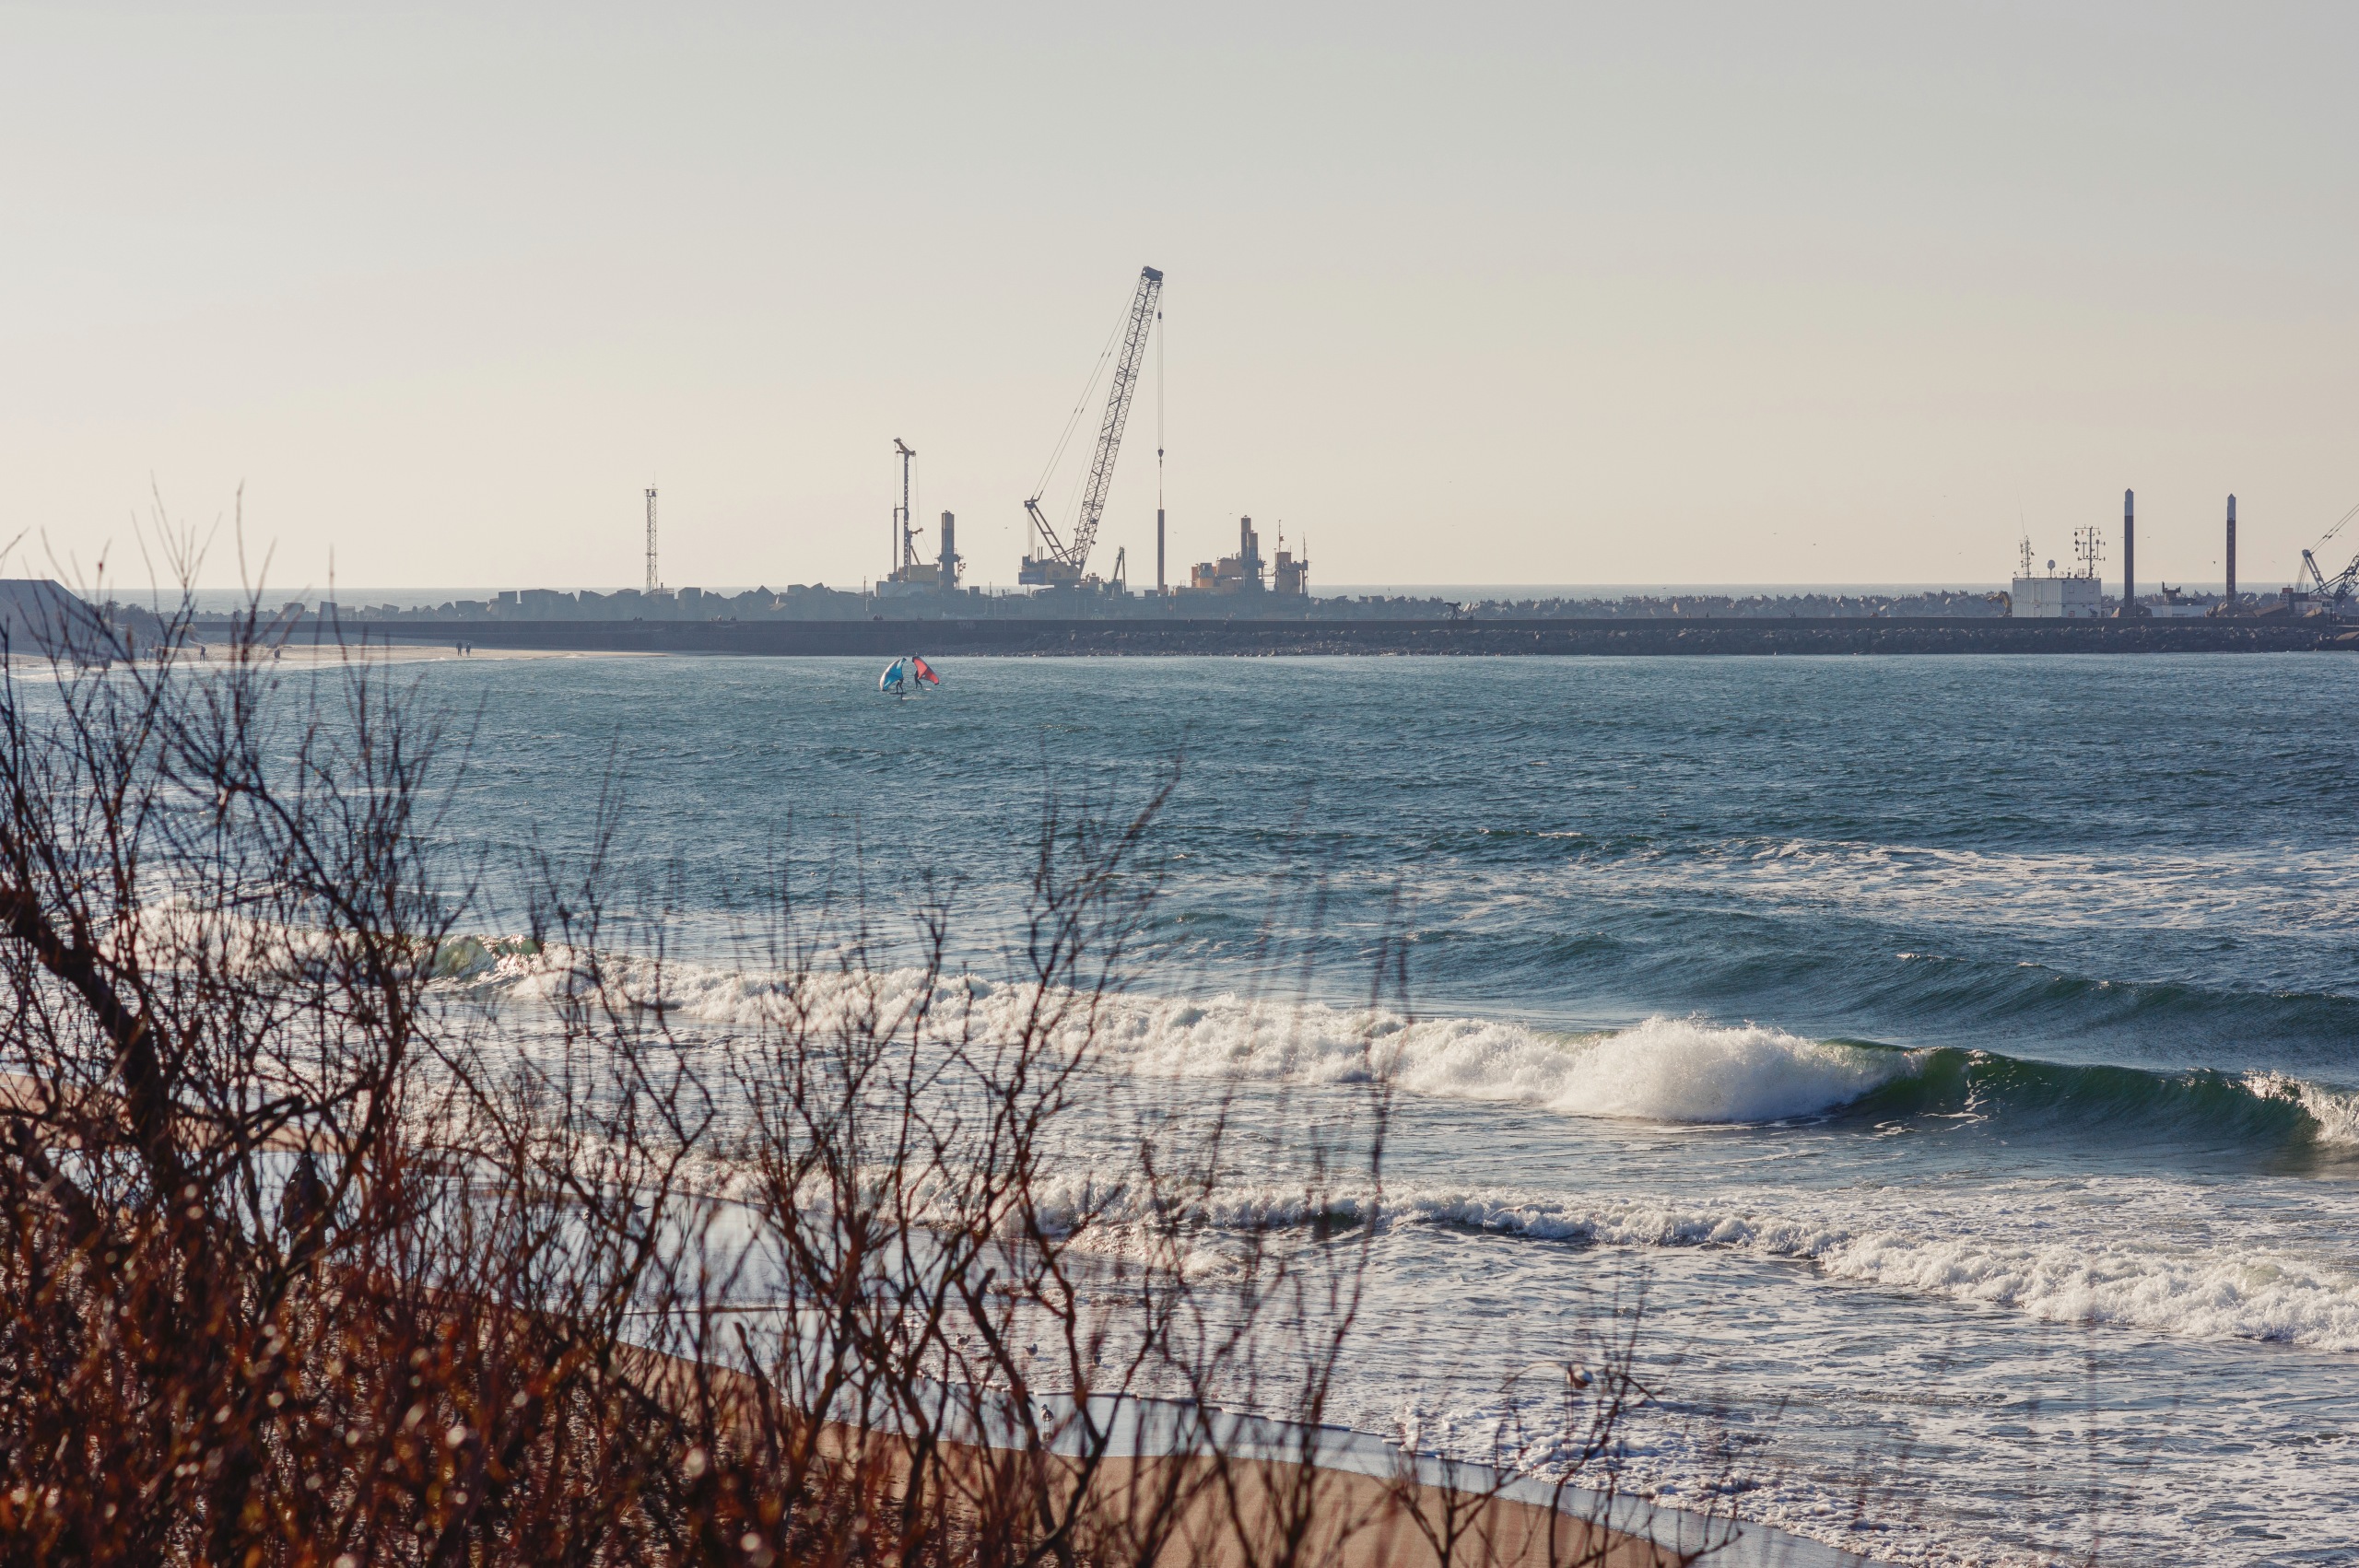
[237,615,2359,658]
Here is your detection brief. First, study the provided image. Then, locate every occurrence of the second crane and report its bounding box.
[1019,265,1163,587]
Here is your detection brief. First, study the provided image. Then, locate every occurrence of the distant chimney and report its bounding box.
[2123,486,2142,613]
[2122,489,2136,616]
[2225,495,2236,603]
[938,511,957,585]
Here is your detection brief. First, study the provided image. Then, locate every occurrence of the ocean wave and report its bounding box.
[1591,834,2359,938]
[2245,1071,2359,1146]
[1104,1180,2359,1352]
[1851,1047,2359,1152]
[435,940,2359,1150]
[431,934,1909,1125]
[1105,1000,1914,1125]
[422,939,2359,1349]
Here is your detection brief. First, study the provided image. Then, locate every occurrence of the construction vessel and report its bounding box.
[1190,517,1262,592]
[1020,267,1163,588]
[1184,517,1307,597]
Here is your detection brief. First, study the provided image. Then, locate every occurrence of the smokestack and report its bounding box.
[2225,495,2236,604]
[2122,489,2136,616]
[1157,508,1166,595]
[938,511,957,585]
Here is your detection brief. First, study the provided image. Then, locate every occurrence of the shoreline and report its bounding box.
[623,1345,1864,1568]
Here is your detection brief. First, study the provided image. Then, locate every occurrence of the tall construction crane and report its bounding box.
[644,487,660,595]
[892,439,920,577]
[1020,266,1163,587]
[2297,499,2359,614]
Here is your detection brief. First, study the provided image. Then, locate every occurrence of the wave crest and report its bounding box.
[2245,1071,2359,1146]
[438,941,2359,1149]
[1109,1000,1912,1124]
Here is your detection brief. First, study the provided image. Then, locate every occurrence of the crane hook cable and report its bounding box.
[2312,497,2359,549]
[1029,308,1127,516]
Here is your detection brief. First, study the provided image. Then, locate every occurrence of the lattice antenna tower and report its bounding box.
[2072,523,2106,580]
[645,487,659,594]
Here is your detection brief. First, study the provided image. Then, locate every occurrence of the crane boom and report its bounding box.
[2291,499,2359,614]
[1022,266,1163,585]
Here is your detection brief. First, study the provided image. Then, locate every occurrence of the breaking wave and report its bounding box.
[432,938,1909,1126]
[420,937,2359,1349]
[429,939,2359,1151]
[1102,1000,1915,1124]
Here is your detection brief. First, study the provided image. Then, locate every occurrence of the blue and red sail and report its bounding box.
[879,656,943,693]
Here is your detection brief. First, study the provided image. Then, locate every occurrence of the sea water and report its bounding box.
[422,650,2359,1567]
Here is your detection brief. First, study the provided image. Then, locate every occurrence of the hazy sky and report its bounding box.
[6,4,2354,595]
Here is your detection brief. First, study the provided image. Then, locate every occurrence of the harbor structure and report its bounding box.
[2010,532,2103,618]
[2012,573,2103,618]
[234,605,2359,657]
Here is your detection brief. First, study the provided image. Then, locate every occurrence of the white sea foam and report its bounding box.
[1100,1178,2359,1352]
[435,943,2359,1349]
[2245,1070,2359,1146]
[1594,1188,2354,1350]
[1102,996,1914,1125]
[449,942,1915,1128]
[1636,835,2359,938]
[444,944,2359,1154]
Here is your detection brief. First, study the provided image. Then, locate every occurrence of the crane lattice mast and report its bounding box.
[893,439,918,576]
[2293,498,2359,613]
[644,487,659,594]
[1022,266,1163,585]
